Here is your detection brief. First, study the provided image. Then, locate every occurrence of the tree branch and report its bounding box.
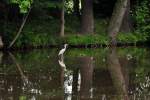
[8,7,32,48]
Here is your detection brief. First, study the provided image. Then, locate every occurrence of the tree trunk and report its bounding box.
[81,0,94,34]
[107,0,129,45]
[120,0,131,33]
[73,0,80,18]
[60,0,65,37]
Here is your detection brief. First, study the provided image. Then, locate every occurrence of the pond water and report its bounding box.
[0,47,150,100]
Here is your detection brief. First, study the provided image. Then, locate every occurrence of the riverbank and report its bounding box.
[1,33,149,50]
[1,17,149,50]
[3,39,149,51]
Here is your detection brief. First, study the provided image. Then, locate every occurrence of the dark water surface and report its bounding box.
[0,47,150,100]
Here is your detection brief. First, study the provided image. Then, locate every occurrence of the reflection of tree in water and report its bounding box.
[9,53,31,87]
[59,55,94,100]
[106,48,150,100]
[0,48,149,99]
[79,56,94,99]
[0,52,42,99]
[107,48,129,100]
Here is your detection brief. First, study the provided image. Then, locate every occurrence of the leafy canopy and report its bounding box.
[10,0,33,13]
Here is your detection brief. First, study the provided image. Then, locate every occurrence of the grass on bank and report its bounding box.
[10,33,149,48]
[2,17,149,48]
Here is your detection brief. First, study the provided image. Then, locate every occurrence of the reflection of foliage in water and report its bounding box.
[2,47,150,73]
[66,48,108,69]
[0,49,63,97]
[66,47,150,96]
[3,49,59,73]
[0,47,150,98]
[119,48,150,96]
[134,75,150,95]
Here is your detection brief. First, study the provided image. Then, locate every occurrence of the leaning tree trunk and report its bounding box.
[80,0,94,34]
[60,0,65,37]
[120,0,131,33]
[107,0,129,45]
[107,48,129,100]
[8,7,31,48]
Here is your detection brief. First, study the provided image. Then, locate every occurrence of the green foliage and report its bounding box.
[64,34,109,45]
[34,0,73,14]
[10,0,32,13]
[65,16,80,34]
[117,33,149,44]
[5,18,61,47]
[65,0,74,14]
[34,0,60,9]
[19,96,27,100]
[15,32,59,47]
[95,19,108,34]
[2,0,149,48]
[4,16,149,48]
[133,0,150,34]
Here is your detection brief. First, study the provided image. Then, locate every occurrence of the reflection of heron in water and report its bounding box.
[58,58,73,94]
[58,46,74,99]
[102,94,106,100]
[58,60,66,68]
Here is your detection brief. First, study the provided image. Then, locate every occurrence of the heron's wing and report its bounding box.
[58,50,61,55]
[58,49,64,55]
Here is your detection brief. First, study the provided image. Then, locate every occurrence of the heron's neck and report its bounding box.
[64,45,67,49]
